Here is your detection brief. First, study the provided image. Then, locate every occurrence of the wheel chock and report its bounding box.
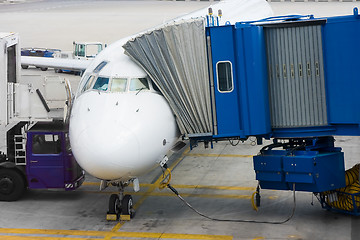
[106,213,118,221]
[120,215,131,221]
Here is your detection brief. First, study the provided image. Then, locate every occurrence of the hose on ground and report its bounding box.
[167,181,296,225]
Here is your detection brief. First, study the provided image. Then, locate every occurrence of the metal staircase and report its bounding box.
[14,134,26,165]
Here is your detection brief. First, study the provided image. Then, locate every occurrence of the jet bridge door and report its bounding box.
[208,25,242,137]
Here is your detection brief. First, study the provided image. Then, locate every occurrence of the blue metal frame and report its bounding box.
[201,9,360,143]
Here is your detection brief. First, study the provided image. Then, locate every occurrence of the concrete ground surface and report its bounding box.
[1,1,360,240]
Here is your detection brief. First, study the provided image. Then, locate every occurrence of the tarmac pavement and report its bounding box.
[1,1,360,239]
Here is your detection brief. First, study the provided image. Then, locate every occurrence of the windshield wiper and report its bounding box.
[136,87,146,95]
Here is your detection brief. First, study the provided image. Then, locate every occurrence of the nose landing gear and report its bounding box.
[106,181,135,221]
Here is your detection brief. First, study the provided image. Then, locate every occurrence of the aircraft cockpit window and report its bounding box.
[129,78,149,92]
[93,61,108,73]
[93,77,109,91]
[81,75,96,93]
[111,78,127,93]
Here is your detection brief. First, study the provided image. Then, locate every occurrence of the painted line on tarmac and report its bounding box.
[142,191,254,199]
[0,236,98,240]
[104,221,125,240]
[171,184,256,191]
[83,182,256,191]
[0,228,233,240]
[80,190,256,199]
[81,182,260,200]
[185,153,254,158]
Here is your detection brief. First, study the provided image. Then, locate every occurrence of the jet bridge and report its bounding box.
[124,10,360,141]
[206,13,360,140]
[205,10,360,209]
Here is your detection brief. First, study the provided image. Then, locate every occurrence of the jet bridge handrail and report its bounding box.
[237,14,315,25]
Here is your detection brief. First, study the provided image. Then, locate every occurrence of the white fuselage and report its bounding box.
[69,0,273,181]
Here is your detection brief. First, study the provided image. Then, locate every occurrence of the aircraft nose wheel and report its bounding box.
[108,194,121,217]
[122,194,135,218]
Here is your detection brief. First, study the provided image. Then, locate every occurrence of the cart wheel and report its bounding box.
[108,194,120,216]
[122,194,135,218]
[0,169,25,201]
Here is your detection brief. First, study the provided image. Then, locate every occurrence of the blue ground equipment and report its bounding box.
[21,48,60,58]
[202,9,360,206]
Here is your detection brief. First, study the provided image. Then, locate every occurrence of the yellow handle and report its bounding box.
[251,191,258,211]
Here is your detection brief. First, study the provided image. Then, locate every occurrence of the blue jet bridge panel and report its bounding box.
[206,11,360,140]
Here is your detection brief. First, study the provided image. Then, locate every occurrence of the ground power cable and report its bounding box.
[166,181,297,225]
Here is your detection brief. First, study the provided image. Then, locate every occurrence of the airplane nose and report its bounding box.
[69,91,179,181]
[70,114,140,180]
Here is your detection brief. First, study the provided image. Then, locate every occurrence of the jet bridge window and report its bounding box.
[216,61,233,92]
[129,78,149,92]
[111,78,127,92]
[93,77,109,91]
[32,134,61,155]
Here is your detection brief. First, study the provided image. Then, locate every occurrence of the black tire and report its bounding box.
[108,194,120,215]
[121,194,135,218]
[21,65,29,69]
[0,169,25,201]
[40,67,48,71]
[256,192,261,207]
[55,69,63,73]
